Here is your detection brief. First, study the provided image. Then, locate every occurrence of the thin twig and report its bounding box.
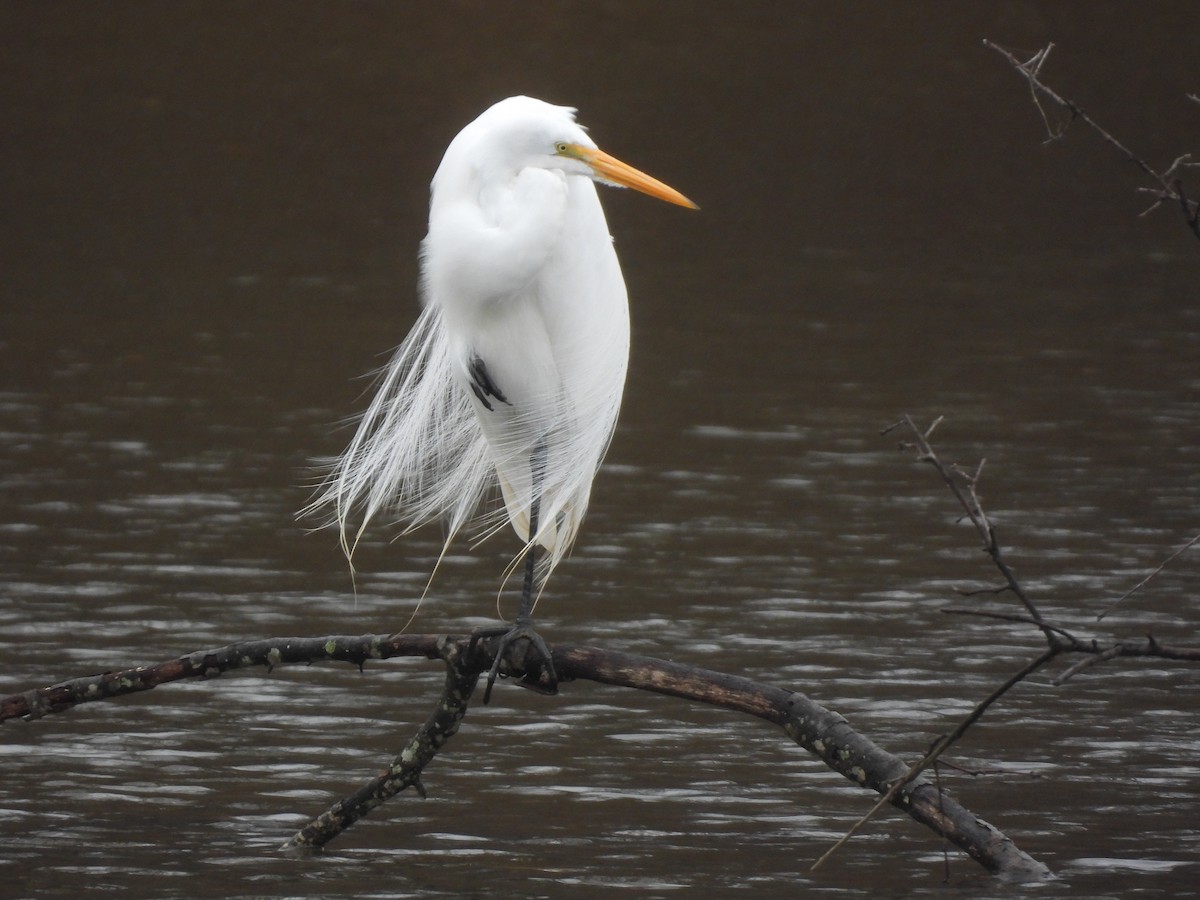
[1097,531,1200,620]
[897,415,1053,641]
[1022,44,1062,140]
[957,584,1013,597]
[1053,645,1122,685]
[812,647,1060,872]
[940,606,1078,643]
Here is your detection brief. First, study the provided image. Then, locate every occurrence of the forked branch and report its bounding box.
[889,415,1200,666]
[286,636,479,849]
[825,416,1200,870]
[1,633,1050,882]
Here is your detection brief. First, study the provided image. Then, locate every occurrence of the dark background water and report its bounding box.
[2,3,1198,897]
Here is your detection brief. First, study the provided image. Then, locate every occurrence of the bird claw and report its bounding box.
[469,621,558,704]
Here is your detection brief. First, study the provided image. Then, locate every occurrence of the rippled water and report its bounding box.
[3,4,1199,898]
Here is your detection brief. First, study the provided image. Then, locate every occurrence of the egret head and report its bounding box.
[439,96,697,210]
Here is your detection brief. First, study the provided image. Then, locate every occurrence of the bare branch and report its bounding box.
[0,634,1052,881]
[896,415,1053,639]
[940,606,1078,642]
[901,418,1200,664]
[2,634,441,722]
[957,584,1013,597]
[1053,645,1122,685]
[983,39,1200,241]
[559,645,1051,882]
[1020,44,1065,141]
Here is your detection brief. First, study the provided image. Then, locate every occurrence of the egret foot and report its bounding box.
[469,620,558,704]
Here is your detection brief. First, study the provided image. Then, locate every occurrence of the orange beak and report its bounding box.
[569,144,699,210]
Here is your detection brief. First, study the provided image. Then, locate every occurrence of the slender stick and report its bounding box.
[811,647,1059,873]
[1097,531,1200,620]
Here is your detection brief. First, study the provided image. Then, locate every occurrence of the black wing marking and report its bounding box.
[467,353,510,412]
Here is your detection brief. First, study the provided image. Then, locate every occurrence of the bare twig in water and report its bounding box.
[940,606,1077,642]
[885,415,1052,640]
[1053,645,1122,686]
[983,39,1200,241]
[891,416,1200,672]
[840,416,1200,873]
[285,636,479,850]
[1097,531,1200,620]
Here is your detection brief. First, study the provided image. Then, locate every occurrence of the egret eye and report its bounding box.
[554,141,570,154]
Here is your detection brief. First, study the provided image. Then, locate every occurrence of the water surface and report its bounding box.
[2,4,1198,897]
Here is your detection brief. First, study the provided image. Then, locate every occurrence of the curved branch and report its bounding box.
[554,645,1051,882]
[2,634,1051,881]
[1,634,442,722]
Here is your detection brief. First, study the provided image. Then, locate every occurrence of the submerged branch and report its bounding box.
[557,645,1051,882]
[893,415,1200,669]
[1098,531,1200,621]
[878,414,1199,874]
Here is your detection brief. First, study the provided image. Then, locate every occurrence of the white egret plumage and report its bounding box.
[313,96,696,699]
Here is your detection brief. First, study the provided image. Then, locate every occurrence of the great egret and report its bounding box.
[314,96,696,700]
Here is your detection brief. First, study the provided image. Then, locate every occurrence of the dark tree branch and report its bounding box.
[1,633,1051,882]
[1,634,443,722]
[893,415,1200,666]
[941,606,1079,642]
[983,39,1200,242]
[942,608,1200,664]
[860,415,1200,874]
[557,645,1050,882]
[285,636,479,850]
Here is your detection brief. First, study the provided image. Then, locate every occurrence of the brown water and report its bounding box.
[2,3,1198,897]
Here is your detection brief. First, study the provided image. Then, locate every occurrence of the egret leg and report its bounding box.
[471,442,558,704]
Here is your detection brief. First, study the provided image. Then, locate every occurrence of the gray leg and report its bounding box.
[472,441,558,704]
